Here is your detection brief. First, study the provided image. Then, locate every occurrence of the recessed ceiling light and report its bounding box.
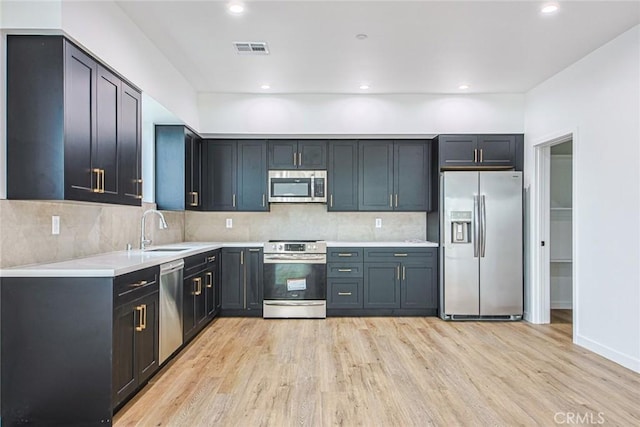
[228,3,245,14]
[355,34,368,40]
[541,3,559,14]
[458,84,470,90]
[260,84,270,90]
[359,84,370,90]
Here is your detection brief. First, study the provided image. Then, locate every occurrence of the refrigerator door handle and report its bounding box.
[473,195,480,258]
[480,194,487,257]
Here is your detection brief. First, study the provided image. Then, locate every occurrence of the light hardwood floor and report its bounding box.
[114,317,639,426]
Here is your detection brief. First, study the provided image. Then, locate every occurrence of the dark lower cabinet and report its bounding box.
[113,289,159,408]
[183,250,219,343]
[7,35,142,206]
[221,247,263,314]
[364,262,401,309]
[328,247,437,316]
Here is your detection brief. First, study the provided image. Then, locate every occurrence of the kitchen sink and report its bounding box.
[145,247,191,252]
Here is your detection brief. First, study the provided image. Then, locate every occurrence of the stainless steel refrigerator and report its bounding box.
[440,171,523,320]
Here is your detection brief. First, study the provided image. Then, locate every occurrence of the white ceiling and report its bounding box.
[116,0,640,94]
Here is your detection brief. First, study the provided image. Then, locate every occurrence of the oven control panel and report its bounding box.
[264,241,327,254]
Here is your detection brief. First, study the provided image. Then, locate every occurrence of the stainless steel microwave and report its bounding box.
[268,170,327,203]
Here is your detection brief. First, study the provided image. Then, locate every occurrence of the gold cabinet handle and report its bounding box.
[473,149,478,163]
[249,248,261,252]
[480,149,484,163]
[338,253,352,257]
[394,253,408,257]
[298,152,302,166]
[262,193,266,207]
[338,292,352,296]
[142,304,147,330]
[92,168,101,193]
[101,169,105,193]
[189,191,198,207]
[129,280,148,288]
[135,305,144,331]
[207,255,216,262]
[240,251,244,265]
[395,194,398,208]
[389,194,393,207]
[338,269,352,272]
[193,277,202,295]
[293,152,297,166]
[397,265,400,280]
[330,194,333,207]
[232,194,236,208]
[206,272,213,288]
[402,266,406,281]
[194,191,199,206]
[136,178,143,199]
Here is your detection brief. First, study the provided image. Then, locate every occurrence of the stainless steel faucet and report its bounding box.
[140,209,168,250]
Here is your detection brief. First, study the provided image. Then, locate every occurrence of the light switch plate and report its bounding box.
[226,218,233,228]
[52,216,60,235]
[375,218,382,228]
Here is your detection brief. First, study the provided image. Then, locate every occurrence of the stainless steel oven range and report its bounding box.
[263,240,327,318]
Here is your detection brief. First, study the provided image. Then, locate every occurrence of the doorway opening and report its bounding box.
[531,131,576,341]
[549,141,573,331]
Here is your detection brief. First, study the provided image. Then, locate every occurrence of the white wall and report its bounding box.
[198,93,524,135]
[525,25,640,372]
[60,0,199,129]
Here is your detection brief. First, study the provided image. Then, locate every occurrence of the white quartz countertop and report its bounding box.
[326,240,438,247]
[0,240,437,278]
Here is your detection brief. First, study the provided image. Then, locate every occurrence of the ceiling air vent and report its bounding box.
[233,41,270,55]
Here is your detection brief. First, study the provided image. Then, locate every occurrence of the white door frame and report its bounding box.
[530,130,576,328]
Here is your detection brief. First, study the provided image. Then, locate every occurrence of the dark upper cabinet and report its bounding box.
[205,140,237,211]
[359,140,394,211]
[221,247,263,313]
[185,131,203,210]
[328,140,359,211]
[394,140,430,211]
[238,141,269,211]
[268,140,327,169]
[439,134,520,169]
[155,125,202,210]
[359,140,429,211]
[6,35,141,206]
[204,139,268,211]
[120,83,143,201]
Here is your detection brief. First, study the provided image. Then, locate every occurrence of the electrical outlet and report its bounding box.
[375,218,382,228]
[52,216,60,235]
[226,218,233,228]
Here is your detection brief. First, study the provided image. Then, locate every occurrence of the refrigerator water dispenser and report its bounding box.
[450,211,472,243]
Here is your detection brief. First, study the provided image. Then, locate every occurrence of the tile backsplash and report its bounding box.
[185,204,426,242]
[0,201,426,268]
[0,200,184,268]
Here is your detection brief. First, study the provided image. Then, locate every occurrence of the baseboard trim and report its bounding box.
[576,334,640,373]
[550,301,572,309]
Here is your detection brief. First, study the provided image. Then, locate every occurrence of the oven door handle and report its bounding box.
[263,255,326,264]
[263,301,326,307]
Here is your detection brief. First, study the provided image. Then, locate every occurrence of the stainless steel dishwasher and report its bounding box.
[159,259,184,364]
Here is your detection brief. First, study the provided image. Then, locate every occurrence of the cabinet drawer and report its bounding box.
[114,266,159,305]
[327,279,363,309]
[327,247,364,263]
[327,263,363,278]
[364,248,434,263]
[184,250,218,274]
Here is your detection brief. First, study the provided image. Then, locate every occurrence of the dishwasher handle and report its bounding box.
[160,259,185,275]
